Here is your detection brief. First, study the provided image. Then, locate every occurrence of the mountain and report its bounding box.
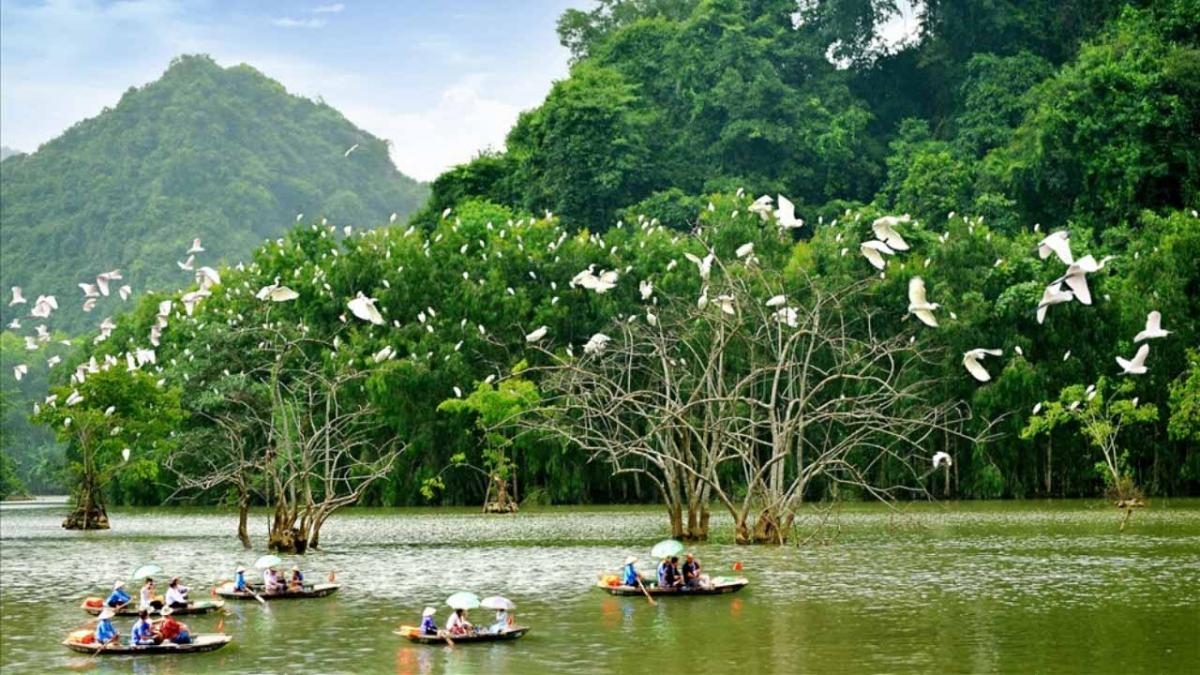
[0,54,428,333]
[0,146,21,161]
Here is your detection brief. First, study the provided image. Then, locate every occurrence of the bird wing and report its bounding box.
[908,277,927,306]
[1060,272,1092,305]
[775,196,795,222]
[913,309,939,327]
[962,353,992,382]
[1039,231,1074,265]
[1131,343,1150,368]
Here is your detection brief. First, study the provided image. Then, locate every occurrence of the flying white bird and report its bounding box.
[1133,311,1170,342]
[47,355,61,368]
[715,294,736,316]
[907,277,940,327]
[1054,254,1109,306]
[347,293,385,325]
[684,251,715,280]
[871,215,911,251]
[195,266,222,289]
[860,241,895,270]
[932,451,952,469]
[525,326,548,343]
[1036,284,1075,324]
[775,195,803,230]
[256,281,299,302]
[748,195,773,221]
[65,390,84,406]
[344,143,359,157]
[7,318,19,329]
[1037,230,1074,265]
[9,287,26,306]
[78,282,100,298]
[962,348,1003,382]
[639,280,653,301]
[584,332,611,355]
[188,238,204,254]
[736,242,755,258]
[177,255,195,271]
[82,297,98,312]
[95,270,121,296]
[453,386,463,398]
[1116,344,1150,375]
[118,285,132,301]
[180,289,212,316]
[13,364,27,381]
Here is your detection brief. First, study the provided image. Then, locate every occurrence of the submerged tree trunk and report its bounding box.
[63,468,109,530]
[237,488,251,550]
[482,474,518,513]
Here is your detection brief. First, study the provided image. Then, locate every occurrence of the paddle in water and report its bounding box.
[636,578,657,606]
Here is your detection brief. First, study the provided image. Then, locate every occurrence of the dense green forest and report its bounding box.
[4,1,1199,526]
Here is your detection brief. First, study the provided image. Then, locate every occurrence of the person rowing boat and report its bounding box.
[104,581,130,610]
[94,608,119,646]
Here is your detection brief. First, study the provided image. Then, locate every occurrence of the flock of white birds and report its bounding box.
[5,192,1176,472]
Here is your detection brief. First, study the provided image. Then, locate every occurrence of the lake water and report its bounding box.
[1,499,1198,674]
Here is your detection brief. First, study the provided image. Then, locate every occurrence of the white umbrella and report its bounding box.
[480,596,516,611]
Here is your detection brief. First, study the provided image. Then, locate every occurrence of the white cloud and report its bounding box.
[312,3,346,13]
[271,17,327,29]
[337,74,527,181]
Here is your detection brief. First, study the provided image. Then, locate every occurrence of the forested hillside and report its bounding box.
[0,54,428,335]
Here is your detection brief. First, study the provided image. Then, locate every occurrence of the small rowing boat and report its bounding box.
[394,626,530,645]
[80,598,224,616]
[595,575,750,596]
[214,581,339,600]
[62,633,232,655]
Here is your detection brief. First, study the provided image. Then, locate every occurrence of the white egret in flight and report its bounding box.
[1037,230,1074,265]
[1133,311,1170,342]
[1117,344,1150,375]
[962,348,1003,382]
[860,241,895,270]
[347,293,385,325]
[871,215,911,251]
[907,277,939,327]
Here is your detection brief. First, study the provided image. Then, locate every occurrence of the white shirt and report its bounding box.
[139,585,154,610]
[165,585,188,606]
[446,612,470,633]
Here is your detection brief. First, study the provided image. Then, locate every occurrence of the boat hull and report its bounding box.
[215,582,339,600]
[395,627,530,644]
[80,599,224,616]
[596,576,749,596]
[63,634,232,655]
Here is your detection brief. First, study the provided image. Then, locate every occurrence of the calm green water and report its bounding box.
[1,499,1197,674]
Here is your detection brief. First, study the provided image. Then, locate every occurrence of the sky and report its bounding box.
[0,0,581,181]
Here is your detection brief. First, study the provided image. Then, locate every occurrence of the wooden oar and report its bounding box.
[215,580,267,606]
[635,578,657,606]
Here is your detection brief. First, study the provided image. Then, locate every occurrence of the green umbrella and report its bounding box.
[254,554,283,570]
[446,592,480,610]
[650,539,685,559]
[130,563,163,581]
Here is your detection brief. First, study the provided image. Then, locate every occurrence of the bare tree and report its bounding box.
[520,269,983,544]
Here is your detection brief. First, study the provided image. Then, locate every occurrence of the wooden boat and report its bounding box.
[595,575,750,596]
[214,581,339,600]
[80,598,224,616]
[62,633,232,655]
[394,626,530,645]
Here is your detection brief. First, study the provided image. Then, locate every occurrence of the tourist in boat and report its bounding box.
[621,556,641,587]
[165,577,189,609]
[138,578,161,611]
[105,581,131,609]
[234,565,251,592]
[446,608,473,635]
[487,607,512,634]
[682,552,704,590]
[656,556,670,588]
[94,607,119,646]
[419,607,439,635]
[155,607,191,644]
[288,566,304,591]
[131,609,161,646]
[665,556,683,590]
[263,566,283,593]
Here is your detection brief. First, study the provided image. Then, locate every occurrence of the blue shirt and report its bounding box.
[132,618,155,645]
[622,563,639,586]
[420,616,437,635]
[657,561,668,587]
[234,571,247,591]
[95,619,117,643]
[105,588,131,607]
